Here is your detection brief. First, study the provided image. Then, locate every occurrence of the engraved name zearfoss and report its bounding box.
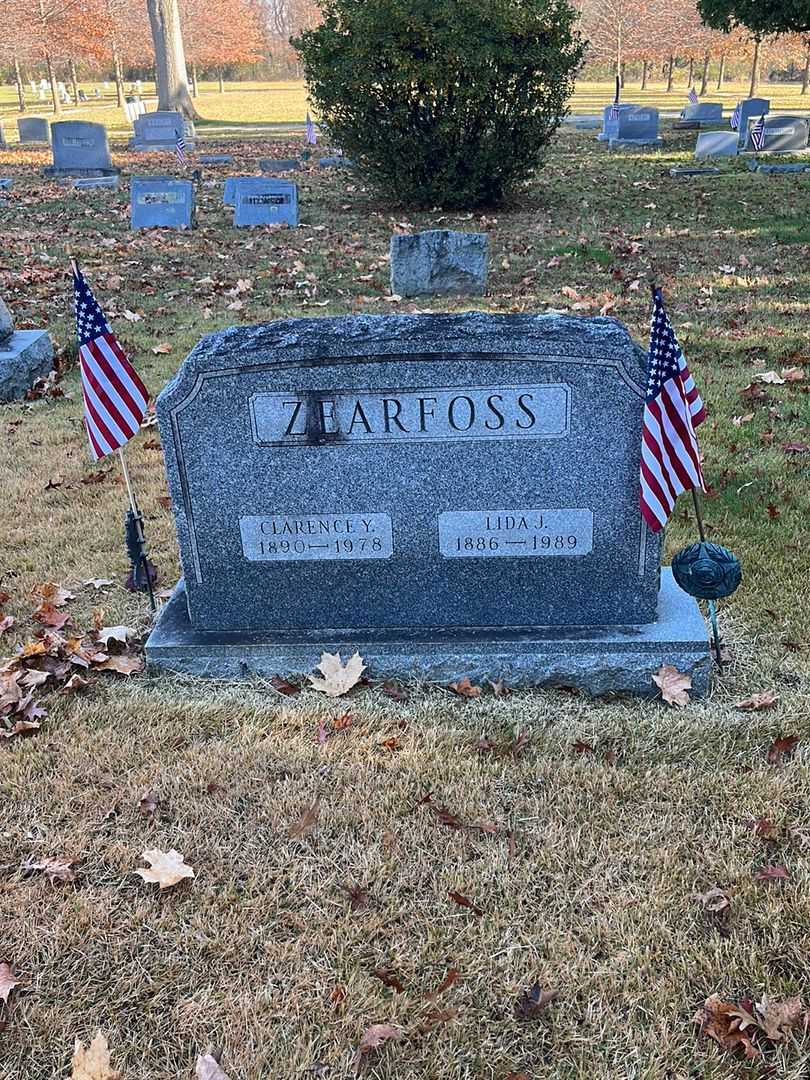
[250,384,570,446]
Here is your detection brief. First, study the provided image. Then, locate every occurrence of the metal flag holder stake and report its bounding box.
[671,490,742,671]
[119,448,157,612]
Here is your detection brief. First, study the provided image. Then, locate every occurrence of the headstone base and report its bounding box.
[607,137,663,149]
[128,140,196,153]
[146,569,711,697]
[669,166,721,177]
[0,330,54,401]
[43,166,120,178]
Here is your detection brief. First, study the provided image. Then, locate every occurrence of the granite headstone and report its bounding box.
[259,158,300,173]
[747,115,809,154]
[129,110,193,151]
[0,295,54,402]
[223,176,250,207]
[44,121,117,177]
[390,230,489,298]
[736,98,770,149]
[598,104,660,145]
[146,312,710,694]
[695,131,739,159]
[18,117,50,145]
[680,102,723,125]
[0,121,6,149]
[131,177,194,229]
[233,178,298,227]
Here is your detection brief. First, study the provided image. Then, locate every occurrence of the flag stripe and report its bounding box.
[82,342,141,437]
[92,335,148,422]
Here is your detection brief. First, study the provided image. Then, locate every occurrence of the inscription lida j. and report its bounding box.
[250,384,570,446]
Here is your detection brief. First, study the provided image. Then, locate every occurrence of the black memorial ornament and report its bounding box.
[671,541,741,600]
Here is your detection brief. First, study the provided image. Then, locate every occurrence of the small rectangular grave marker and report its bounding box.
[131,177,194,229]
[18,117,50,145]
[232,178,298,227]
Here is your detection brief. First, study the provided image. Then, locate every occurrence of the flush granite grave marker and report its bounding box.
[259,158,300,173]
[0,294,54,402]
[44,121,118,177]
[131,177,194,229]
[233,178,298,227]
[18,117,50,145]
[146,312,710,693]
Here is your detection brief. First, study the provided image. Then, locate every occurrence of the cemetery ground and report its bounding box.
[1,106,809,1079]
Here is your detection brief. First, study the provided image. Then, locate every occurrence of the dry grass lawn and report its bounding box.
[0,98,809,1079]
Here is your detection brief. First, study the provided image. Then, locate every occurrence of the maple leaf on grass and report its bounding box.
[514,982,559,1020]
[135,848,195,890]
[196,1053,231,1079]
[652,664,691,706]
[351,1023,401,1075]
[308,651,365,697]
[0,962,20,1005]
[71,1031,121,1080]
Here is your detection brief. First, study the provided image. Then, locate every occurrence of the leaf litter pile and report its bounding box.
[1,123,809,1078]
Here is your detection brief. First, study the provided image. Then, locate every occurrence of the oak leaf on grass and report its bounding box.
[135,848,195,890]
[22,855,79,883]
[694,994,759,1059]
[652,664,691,706]
[71,1031,121,1079]
[308,651,365,697]
[95,655,144,676]
[352,1023,401,1075]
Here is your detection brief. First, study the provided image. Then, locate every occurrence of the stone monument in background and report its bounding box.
[0,295,54,401]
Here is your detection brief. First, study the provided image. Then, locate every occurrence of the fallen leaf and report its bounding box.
[0,614,15,636]
[450,676,481,698]
[652,664,691,706]
[138,791,160,818]
[62,673,90,693]
[289,800,320,840]
[22,855,79,883]
[426,968,460,1000]
[96,625,134,647]
[697,886,731,913]
[34,582,74,607]
[752,370,785,385]
[83,579,114,591]
[135,848,195,890]
[95,655,144,676]
[151,342,172,354]
[308,651,365,697]
[754,864,789,885]
[381,683,408,702]
[735,691,779,711]
[372,968,405,993]
[196,1053,231,1079]
[448,890,483,915]
[270,675,300,696]
[782,442,810,454]
[488,678,511,696]
[514,981,559,1020]
[752,997,806,1041]
[33,602,70,630]
[341,883,369,910]
[0,962,20,1005]
[694,994,759,1059]
[71,1031,121,1079]
[333,711,352,731]
[780,367,804,382]
[766,734,799,765]
[352,1023,401,1074]
[122,309,142,322]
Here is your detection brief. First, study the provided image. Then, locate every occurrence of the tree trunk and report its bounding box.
[219,68,225,93]
[687,57,694,85]
[749,37,761,97]
[46,54,61,115]
[700,51,710,95]
[641,58,649,90]
[619,62,626,88]
[716,53,725,89]
[112,41,125,107]
[146,0,198,118]
[666,55,675,92]
[802,43,809,94]
[69,58,79,105]
[191,61,198,98]
[14,56,26,112]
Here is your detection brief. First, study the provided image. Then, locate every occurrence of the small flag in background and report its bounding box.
[72,264,149,461]
[609,103,620,121]
[750,114,767,151]
[730,102,740,130]
[305,112,317,145]
[639,289,706,534]
[175,134,187,165]
[687,87,699,106]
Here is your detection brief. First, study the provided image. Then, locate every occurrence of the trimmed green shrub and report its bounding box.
[294,0,584,208]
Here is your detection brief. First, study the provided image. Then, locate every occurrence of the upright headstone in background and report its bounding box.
[233,178,298,227]
[390,230,489,298]
[747,116,810,155]
[44,121,118,177]
[146,312,710,694]
[131,177,194,229]
[695,131,739,159]
[129,111,193,151]
[0,295,54,402]
[224,176,250,206]
[680,102,723,125]
[605,106,661,147]
[18,117,51,145]
[737,98,770,149]
[0,121,6,150]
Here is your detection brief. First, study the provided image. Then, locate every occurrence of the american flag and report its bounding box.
[609,103,620,121]
[175,134,187,165]
[730,102,740,130]
[305,112,317,145]
[72,264,149,462]
[688,87,699,105]
[639,289,706,533]
[750,113,767,151]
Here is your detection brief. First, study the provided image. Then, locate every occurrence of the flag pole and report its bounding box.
[690,489,723,669]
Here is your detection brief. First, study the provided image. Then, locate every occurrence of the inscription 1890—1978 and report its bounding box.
[251,384,570,446]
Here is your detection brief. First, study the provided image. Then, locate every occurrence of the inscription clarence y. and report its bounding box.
[251,384,570,446]
[438,509,593,558]
[240,512,393,561]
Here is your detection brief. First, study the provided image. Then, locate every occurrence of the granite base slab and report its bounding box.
[145,569,711,697]
[43,166,120,178]
[607,137,663,149]
[0,330,54,401]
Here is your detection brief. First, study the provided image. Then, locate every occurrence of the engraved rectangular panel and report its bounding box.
[438,509,593,558]
[251,384,570,446]
[240,512,393,562]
